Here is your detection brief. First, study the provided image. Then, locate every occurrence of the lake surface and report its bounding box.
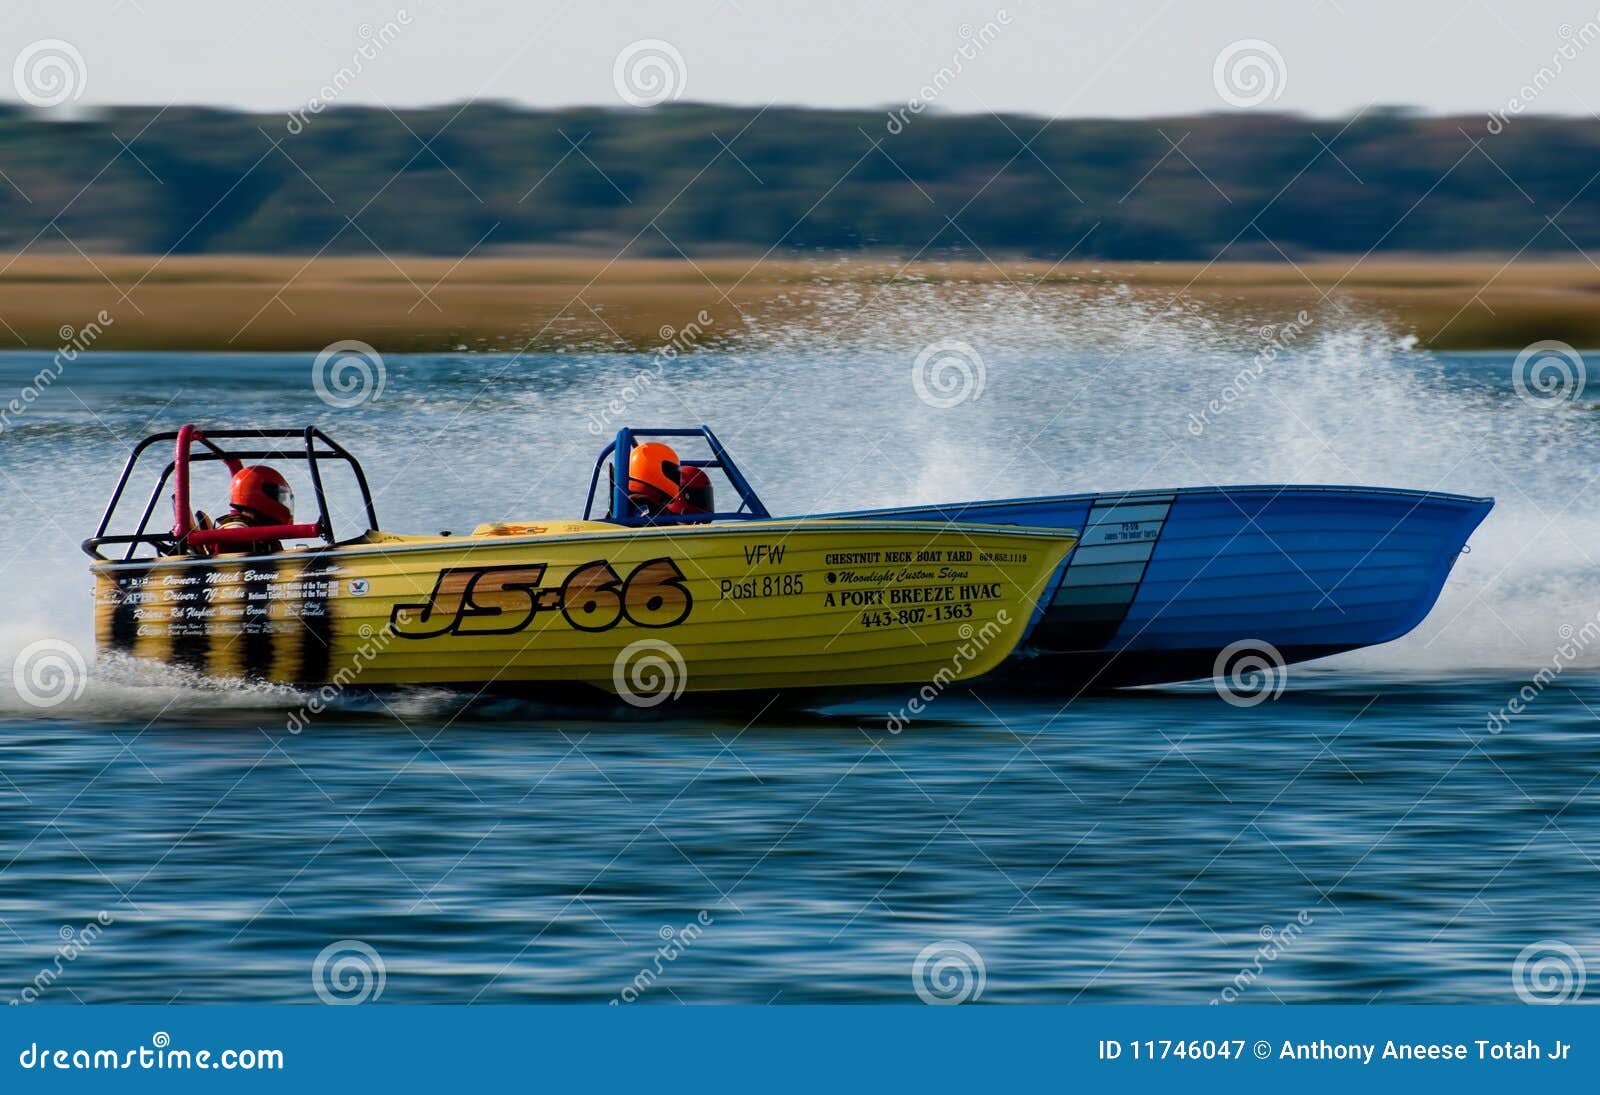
[3,312,1599,1003]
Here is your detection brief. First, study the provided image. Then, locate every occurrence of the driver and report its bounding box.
[668,465,714,520]
[211,465,294,554]
[626,442,682,520]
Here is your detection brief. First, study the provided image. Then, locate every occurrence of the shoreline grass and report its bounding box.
[2,254,1597,353]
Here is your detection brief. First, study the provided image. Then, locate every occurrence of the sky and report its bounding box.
[5,0,1600,119]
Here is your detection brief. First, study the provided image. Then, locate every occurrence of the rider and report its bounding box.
[210,465,294,554]
[668,465,714,520]
[626,442,682,520]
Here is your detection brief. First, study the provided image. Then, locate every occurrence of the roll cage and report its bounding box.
[85,423,768,561]
[82,425,379,561]
[582,426,770,527]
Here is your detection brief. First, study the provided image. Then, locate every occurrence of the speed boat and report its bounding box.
[85,424,1491,702]
[83,427,1077,703]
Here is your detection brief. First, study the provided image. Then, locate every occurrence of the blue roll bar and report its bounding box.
[583,426,771,527]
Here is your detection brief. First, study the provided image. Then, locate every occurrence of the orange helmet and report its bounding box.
[230,465,294,525]
[668,465,714,516]
[627,442,680,509]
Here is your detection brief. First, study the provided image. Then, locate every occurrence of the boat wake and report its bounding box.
[0,626,460,727]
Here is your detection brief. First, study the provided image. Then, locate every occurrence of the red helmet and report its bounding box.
[230,465,294,525]
[627,442,680,510]
[668,465,714,516]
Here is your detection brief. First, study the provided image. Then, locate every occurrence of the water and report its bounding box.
[3,289,1599,1003]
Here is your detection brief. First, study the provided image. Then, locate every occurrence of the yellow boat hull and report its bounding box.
[92,519,1077,701]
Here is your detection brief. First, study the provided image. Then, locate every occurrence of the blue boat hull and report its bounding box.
[830,485,1493,688]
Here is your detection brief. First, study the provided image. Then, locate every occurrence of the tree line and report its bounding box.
[1,103,1595,259]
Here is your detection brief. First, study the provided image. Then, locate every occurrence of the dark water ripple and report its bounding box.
[3,674,1598,1004]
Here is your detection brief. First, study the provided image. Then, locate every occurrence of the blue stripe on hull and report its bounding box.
[824,484,1493,685]
[1112,489,1490,652]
